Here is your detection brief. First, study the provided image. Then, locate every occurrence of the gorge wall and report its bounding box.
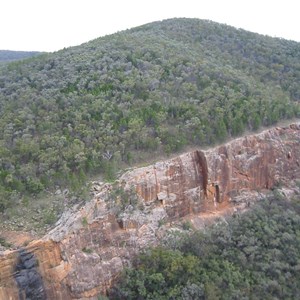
[0,124,300,299]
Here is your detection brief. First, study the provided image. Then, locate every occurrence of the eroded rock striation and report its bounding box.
[0,124,300,299]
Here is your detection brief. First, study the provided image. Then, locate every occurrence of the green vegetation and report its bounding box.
[98,296,109,300]
[82,216,88,226]
[105,184,141,217]
[0,237,12,248]
[0,18,299,212]
[82,247,93,254]
[111,196,300,299]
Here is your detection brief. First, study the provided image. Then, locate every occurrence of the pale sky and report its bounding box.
[1,0,299,52]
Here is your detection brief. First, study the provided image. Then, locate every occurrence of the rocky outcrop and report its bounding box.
[0,123,300,299]
[205,124,300,204]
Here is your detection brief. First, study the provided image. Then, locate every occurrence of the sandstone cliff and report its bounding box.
[0,123,300,299]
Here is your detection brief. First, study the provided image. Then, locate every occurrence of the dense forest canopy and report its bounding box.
[0,18,299,211]
[111,196,300,299]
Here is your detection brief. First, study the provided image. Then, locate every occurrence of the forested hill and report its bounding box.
[0,50,41,62]
[0,18,299,209]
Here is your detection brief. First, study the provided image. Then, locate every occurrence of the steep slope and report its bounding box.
[0,123,299,299]
[0,18,299,215]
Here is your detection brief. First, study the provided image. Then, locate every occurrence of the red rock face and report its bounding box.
[0,124,299,299]
[206,125,300,204]
[122,124,300,216]
[121,150,209,219]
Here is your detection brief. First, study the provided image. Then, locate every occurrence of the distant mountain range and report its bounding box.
[0,50,41,62]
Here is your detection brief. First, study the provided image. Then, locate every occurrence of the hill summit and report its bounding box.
[0,18,299,221]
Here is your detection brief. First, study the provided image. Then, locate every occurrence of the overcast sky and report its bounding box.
[1,0,299,52]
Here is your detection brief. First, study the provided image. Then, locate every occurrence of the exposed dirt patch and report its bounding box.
[0,230,36,249]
